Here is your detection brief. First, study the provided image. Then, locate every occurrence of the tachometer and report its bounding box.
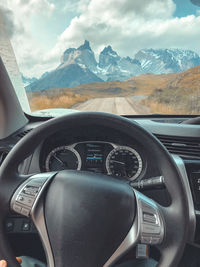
[106,146,142,181]
[45,146,81,172]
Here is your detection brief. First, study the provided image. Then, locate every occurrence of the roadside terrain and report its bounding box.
[28,64,200,115]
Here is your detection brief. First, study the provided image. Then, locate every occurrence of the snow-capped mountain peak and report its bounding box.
[27,42,200,92]
[135,48,200,74]
[99,46,120,69]
[78,40,92,51]
[59,40,97,72]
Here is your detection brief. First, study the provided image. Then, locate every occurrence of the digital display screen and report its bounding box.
[85,143,104,173]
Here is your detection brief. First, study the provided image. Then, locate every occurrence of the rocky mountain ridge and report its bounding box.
[27,40,200,92]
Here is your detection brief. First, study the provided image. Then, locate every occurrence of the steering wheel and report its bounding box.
[0,112,192,267]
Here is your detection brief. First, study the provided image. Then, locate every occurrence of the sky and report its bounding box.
[0,0,200,78]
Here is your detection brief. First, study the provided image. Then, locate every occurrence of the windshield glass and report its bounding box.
[0,0,200,116]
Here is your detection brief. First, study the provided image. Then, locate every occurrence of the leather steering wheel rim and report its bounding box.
[0,112,190,267]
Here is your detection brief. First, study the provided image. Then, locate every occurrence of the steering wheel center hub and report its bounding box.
[44,170,136,267]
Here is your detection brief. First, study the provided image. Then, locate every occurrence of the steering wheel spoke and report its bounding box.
[104,189,165,266]
[134,190,165,246]
[10,172,57,217]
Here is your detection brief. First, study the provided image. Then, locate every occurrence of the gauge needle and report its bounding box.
[53,155,66,166]
[110,160,125,166]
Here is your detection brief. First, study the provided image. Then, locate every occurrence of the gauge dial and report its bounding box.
[45,146,81,172]
[106,146,142,180]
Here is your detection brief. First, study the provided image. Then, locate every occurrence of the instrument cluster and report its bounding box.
[43,141,143,181]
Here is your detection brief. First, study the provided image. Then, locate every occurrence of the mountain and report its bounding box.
[27,64,102,92]
[27,40,200,92]
[97,45,142,81]
[134,48,200,74]
[99,45,120,68]
[21,74,37,87]
[27,41,102,91]
[59,40,97,72]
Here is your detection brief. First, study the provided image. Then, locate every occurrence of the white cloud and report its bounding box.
[0,0,56,77]
[53,0,200,60]
[64,0,90,13]
[11,0,55,16]
[0,5,15,38]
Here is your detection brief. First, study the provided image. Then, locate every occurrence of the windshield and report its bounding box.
[0,0,200,116]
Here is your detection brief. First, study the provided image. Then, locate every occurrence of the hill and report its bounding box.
[142,65,200,114]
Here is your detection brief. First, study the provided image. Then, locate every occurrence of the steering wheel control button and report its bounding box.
[21,208,30,217]
[18,196,24,201]
[23,187,39,197]
[13,204,22,213]
[134,191,165,246]
[11,182,43,216]
[11,173,57,217]
[142,223,160,234]
[16,195,35,207]
[143,212,157,224]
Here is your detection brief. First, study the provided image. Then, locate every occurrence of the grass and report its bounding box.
[141,99,183,114]
[140,65,200,114]
[143,87,200,114]
[127,73,176,95]
[28,90,88,111]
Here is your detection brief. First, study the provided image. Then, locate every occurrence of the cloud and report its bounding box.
[64,0,90,13]
[51,0,175,56]
[13,0,55,16]
[52,0,200,60]
[0,6,15,38]
[0,0,56,77]
[2,0,200,78]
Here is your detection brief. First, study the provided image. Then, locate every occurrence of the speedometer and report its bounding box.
[45,146,81,172]
[106,146,142,181]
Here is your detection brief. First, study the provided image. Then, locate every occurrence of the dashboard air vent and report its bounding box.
[154,134,200,160]
[0,150,9,166]
[16,129,32,139]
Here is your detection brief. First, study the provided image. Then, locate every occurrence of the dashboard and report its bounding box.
[37,124,149,183]
[43,141,143,181]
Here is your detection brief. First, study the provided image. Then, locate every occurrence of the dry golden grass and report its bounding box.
[141,99,183,114]
[66,80,138,97]
[70,73,177,97]
[140,65,200,114]
[128,73,177,96]
[29,91,88,111]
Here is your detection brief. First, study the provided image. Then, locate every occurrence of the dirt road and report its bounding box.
[73,97,149,115]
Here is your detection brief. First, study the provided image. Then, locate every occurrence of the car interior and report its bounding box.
[0,1,200,267]
[0,55,200,267]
